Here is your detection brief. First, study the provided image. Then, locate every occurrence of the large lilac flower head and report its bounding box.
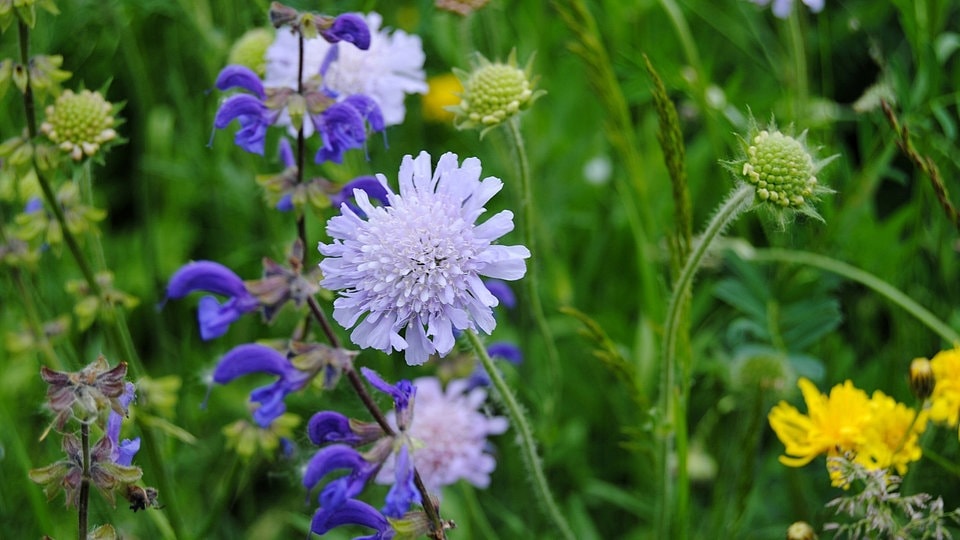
[376,376,508,492]
[265,12,427,127]
[319,151,530,366]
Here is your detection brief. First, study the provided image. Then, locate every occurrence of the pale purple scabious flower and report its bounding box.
[751,0,824,18]
[265,12,427,127]
[319,151,530,366]
[376,376,508,492]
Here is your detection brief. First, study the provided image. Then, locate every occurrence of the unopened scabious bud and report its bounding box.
[909,357,935,401]
[786,521,817,540]
[449,50,544,136]
[40,89,118,161]
[228,28,274,77]
[733,120,836,224]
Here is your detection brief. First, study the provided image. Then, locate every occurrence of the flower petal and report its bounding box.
[213,344,292,383]
[215,65,266,99]
[321,13,371,50]
[166,261,247,299]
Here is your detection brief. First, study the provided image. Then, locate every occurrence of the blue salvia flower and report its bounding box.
[214,65,278,155]
[310,498,395,539]
[319,151,530,365]
[213,343,312,427]
[329,175,390,217]
[105,382,141,466]
[165,261,260,340]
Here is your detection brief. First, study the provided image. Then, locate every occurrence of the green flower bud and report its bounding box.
[448,49,545,137]
[228,28,274,77]
[40,89,119,161]
[730,119,836,224]
[29,54,71,98]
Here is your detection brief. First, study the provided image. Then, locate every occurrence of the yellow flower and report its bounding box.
[421,73,462,123]
[769,378,927,486]
[769,378,873,469]
[929,347,960,427]
[861,390,926,475]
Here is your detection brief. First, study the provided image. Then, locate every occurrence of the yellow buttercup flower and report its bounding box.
[769,378,926,486]
[929,347,960,428]
[769,378,873,469]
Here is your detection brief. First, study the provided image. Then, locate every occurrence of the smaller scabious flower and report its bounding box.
[750,0,824,19]
[165,260,260,340]
[40,89,119,161]
[729,118,836,225]
[448,50,545,137]
[319,151,530,366]
[265,12,427,127]
[376,376,508,493]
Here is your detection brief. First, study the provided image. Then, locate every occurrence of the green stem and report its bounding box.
[504,118,560,405]
[659,184,753,539]
[78,423,90,540]
[786,7,809,119]
[465,329,575,540]
[738,247,960,344]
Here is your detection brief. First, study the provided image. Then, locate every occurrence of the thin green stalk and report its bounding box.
[78,423,90,540]
[465,329,575,540]
[739,247,960,344]
[659,184,753,539]
[786,7,809,119]
[504,118,560,404]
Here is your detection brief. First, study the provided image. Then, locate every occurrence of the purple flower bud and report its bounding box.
[483,279,517,309]
[382,445,420,518]
[329,175,389,217]
[215,65,266,99]
[166,261,260,340]
[311,499,393,539]
[361,367,416,430]
[213,344,311,427]
[321,13,371,50]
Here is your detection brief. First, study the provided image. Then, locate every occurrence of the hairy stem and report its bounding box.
[659,184,753,538]
[465,329,575,540]
[505,118,560,405]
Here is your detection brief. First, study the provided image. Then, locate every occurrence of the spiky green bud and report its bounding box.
[227,28,274,77]
[730,119,836,224]
[448,50,545,137]
[40,89,118,161]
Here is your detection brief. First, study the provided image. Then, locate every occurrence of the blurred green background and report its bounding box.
[3,0,960,538]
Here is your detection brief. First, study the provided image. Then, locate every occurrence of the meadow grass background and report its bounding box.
[2,0,960,538]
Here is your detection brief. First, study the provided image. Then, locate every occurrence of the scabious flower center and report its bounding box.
[742,130,817,208]
[358,193,475,316]
[461,63,533,126]
[41,89,117,161]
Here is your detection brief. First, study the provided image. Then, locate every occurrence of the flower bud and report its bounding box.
[786,521,817,540]
[449,50,545,136]
[909,357,935,401]
[40,89,119,161]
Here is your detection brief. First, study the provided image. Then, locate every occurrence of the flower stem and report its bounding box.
[737,247,960,344]
[78,423,90,540]
[465,329,575,540]
[504,118,561,408]
[296,31,309,267]
[658,184,753,539]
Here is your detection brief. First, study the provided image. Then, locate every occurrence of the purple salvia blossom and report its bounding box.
[312,94,384,164]
[319,152,530,366]
[105,382,140,466]
[329,175,390,217]
[213,344,311,427]
[382,444,420,518]
[165,261,259,340]
[320,13,372,49]
[310,498,394,539]
[213,65,279,155]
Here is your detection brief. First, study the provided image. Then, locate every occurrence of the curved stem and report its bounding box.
[659,184,753,539]
[505,118,560,405]
[465,329,575,540]
[739,247,960,344]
